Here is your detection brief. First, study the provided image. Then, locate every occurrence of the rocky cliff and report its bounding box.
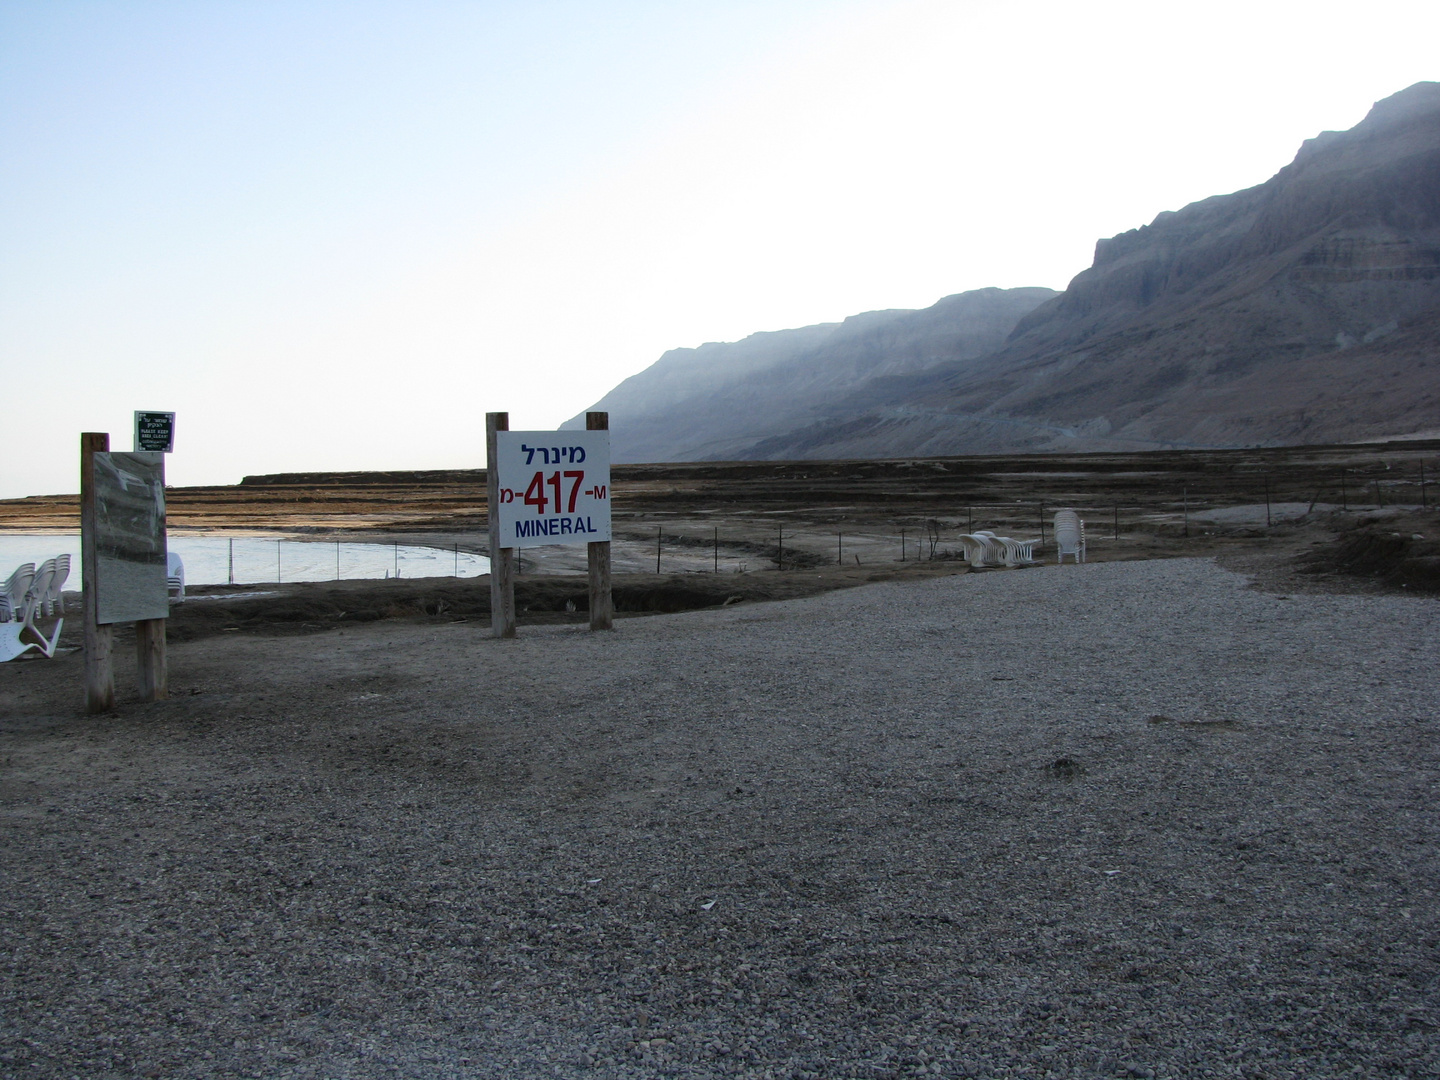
[563,287,1058,461]
[743,82,1440,459]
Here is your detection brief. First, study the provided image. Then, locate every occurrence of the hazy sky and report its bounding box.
[3,0,1438,498]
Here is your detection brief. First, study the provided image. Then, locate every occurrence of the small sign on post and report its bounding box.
[485,413,613,636]
[133,411,176,453]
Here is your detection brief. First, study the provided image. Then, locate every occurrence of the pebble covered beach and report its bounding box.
[2,557,1437,1078]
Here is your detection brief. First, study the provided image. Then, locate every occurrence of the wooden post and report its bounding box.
[837,532,842,566]
[900,528,905,561]
[135,618,166,700]
[713,527,719,573]
[1265,476,1272,527]
[1422,462,1428,510]
[1341,470,1348,511]
[777,526,783,571]
[1183,487,1189,538]
[81,433,114,713]
[1113,504,1119,542]
[655,527,662,573]
[1039,504,1046,547]
[586,412,613,630]
[486,412,516,638]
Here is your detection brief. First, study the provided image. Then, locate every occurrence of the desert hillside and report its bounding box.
[578,83,1440,462]
[563,288,1057,462]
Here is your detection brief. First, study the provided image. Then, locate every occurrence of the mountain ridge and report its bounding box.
[576,82,1440,461]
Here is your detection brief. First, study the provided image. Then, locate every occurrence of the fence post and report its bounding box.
[486,411,516,638]
[81,432,114,713]
[1265,476,1272,528]
[585,411,613,630]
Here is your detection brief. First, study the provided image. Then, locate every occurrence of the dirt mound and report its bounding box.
[1295,510,1440,591]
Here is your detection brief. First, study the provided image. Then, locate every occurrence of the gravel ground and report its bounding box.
[2,557,1438,1080]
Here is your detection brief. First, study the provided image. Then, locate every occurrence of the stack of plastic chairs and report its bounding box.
[0,557,69,661]
[42,554,70,616]
[1054,509,1086,564]
[958,531,1039,568]
[0,563,35,623]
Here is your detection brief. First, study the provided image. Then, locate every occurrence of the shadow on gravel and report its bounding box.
[161,564,971,642]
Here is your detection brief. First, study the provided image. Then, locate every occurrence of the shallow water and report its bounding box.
[0,535,489,587]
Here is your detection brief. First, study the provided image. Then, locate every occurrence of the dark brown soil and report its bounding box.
[1292,509,1440,590]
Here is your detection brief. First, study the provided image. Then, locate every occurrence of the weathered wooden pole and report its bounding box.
[81,433,114,713]
[586,411,613,630]
[486,412,516,638]
[134,619,166,701]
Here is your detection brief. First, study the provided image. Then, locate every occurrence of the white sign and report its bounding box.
[494,431,611,548]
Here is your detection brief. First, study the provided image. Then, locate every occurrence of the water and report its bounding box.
[0,535,489,587]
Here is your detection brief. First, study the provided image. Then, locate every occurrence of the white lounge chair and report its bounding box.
[167,551,185,603]
[19,559,64,658]
[23,559,55,623]
[44,554,70,616]
[0,562,38,662]
[1054,510,1086,564]
[957,533,991,566]
[0,563,34,623]
[996,536,1040,566]
[975,531,1023,567]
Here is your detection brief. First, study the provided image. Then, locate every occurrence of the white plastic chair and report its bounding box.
[957,533,995,567]
[42,554,70,616]
[975,531,1016,566]
[12,558,64,659]
[0,563,35,623]
[25,559,56,625]
[997,536,1040,566]
[1054,510,1086,564]
[167,551,185,603]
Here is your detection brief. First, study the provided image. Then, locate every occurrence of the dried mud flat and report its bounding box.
[3,557,1439,1080]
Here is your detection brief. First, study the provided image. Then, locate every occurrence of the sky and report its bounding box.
[3,0,1438,498]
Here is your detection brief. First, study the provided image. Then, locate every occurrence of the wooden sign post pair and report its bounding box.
[81,432,169,712]
[486,411,613,638]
